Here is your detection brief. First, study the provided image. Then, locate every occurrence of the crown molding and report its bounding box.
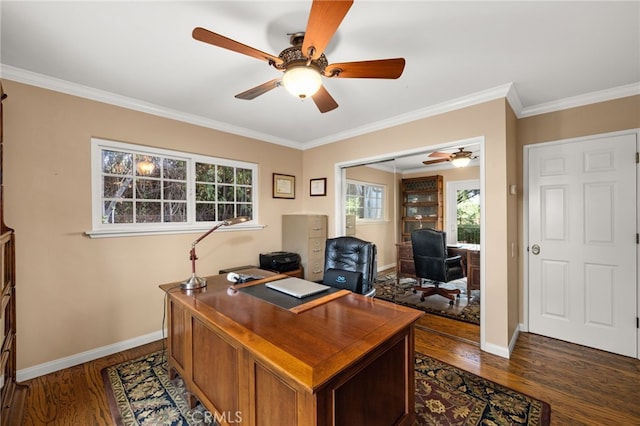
[304,83,516,148]
[0,65,301,148]
[2,64,637,149]
[517,82,640,118]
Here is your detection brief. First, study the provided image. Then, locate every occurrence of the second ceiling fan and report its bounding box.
[192,0,405,113]
[423,147,478,168]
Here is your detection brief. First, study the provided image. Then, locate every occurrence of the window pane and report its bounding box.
[217,185,234,202]
[163,158,186,180]
[136,179,161,200]
[103,201,133,223]
[236,187,252,202]
[196,183,216,201]
[102,150,132,175]
[237,168,252,185]
[164,202,187,223]
[238,204,252,218]
[345,181,384,220]
[217,166,234,184]
[135,154,161,177]
[196,203,216,221]
[103,176,133,198]
[217,203,235,220]
[136,202,161,223]
[196,163,216,182]
[164,181,186,200]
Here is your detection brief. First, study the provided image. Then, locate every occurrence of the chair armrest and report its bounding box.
[445,255,462,267]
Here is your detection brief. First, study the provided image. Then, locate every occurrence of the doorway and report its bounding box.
[334,137,486,346]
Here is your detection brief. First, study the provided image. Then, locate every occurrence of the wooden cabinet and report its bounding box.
[400,175,443,241]
[396,241,416,283]
[0,82,28,425]
[282,214,328,281]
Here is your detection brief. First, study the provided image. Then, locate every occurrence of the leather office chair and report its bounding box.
[323,236,377,297]
[411,228,464,305]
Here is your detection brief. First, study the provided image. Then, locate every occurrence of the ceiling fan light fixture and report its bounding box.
[451,156,471,168]
[282,64,322,99]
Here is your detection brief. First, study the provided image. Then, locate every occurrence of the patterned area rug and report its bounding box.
[374,272,480,325]
[103,350,550,425]
[415,353,550,425]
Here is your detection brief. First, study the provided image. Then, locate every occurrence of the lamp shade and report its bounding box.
[451,156,471,168]
[282,65,322,99]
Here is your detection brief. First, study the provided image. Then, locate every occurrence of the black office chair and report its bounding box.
[323,236,377,297]
[411,228,464,305]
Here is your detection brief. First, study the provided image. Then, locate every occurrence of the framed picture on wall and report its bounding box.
[273,173,295,199]
[310,178,327,196]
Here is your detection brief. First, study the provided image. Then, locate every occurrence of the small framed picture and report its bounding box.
[273,173,295,199]
[310,177,327,196]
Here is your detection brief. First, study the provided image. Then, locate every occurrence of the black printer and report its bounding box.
[259,251,301,272]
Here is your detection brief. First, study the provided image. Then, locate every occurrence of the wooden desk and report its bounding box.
[396,242,480,294]
[160,269,423,426]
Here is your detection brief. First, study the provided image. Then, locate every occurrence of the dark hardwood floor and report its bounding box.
[17,315,639,425]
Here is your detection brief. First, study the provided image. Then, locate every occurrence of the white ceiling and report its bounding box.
[1,0,639,161]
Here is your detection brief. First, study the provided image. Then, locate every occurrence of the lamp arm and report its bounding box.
[188,222,226,272]
[182,217,249,289]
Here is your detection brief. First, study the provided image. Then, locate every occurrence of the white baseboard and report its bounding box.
[377,263,395,272]
[17,330,165,381]
[482,341,511,358]
[482,325,520,359]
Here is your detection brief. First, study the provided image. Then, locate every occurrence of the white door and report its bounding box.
[528,132,637,357]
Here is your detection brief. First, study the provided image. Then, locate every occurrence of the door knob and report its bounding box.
[531,244,540,255]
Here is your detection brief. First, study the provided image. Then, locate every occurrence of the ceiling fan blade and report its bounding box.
[235,79,280,100]
[312,85,339,113]
[429,151,451,158]
[302,0,353,60]
[422,158,450,165]
[324,58,406,79]
[192,27,283,65]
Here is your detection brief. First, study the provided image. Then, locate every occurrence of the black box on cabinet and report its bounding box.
[259,251,301,272]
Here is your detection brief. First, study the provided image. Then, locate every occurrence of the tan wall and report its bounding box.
[3,80,304,370]
[302,99,513,350]
[515,95,640,325]
[344,165,397,269]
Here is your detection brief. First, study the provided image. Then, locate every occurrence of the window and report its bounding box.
[345,180,385,220]
[446,179,480,245]
[89,138,257,237]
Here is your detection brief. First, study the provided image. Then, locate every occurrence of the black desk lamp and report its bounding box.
[181,216,249,290]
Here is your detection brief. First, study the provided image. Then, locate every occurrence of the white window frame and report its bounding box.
[445,179,480,245]
[87,138,260,238]
[345,179,387,222]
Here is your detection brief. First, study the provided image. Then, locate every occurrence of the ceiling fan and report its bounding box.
[423,147,478,168]
[192,0,405,113]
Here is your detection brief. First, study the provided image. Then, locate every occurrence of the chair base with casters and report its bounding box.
[413,279,460,304]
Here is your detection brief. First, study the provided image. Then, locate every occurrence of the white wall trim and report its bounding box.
[518,82,640,118]
[482,342,511,359]
[5,64,636,149]
[17,330,164,381]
